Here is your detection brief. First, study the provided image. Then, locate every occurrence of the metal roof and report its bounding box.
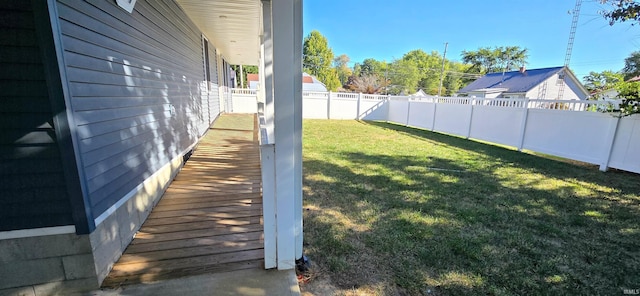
[458,66,565,93]
[176,0,261,65]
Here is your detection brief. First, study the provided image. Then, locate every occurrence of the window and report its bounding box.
[202,37,211,90]
[557,73,565,85]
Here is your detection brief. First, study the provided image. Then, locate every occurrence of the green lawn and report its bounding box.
[302,120,640,295]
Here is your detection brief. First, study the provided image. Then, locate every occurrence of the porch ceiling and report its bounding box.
[176,0,261,66]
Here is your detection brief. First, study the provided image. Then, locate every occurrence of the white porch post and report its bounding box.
[262,0,275,141]
[271,0,303,270]
[292,0,303,261]
[260,0,277,269]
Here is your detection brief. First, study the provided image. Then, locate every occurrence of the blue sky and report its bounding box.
[303,0,640,81]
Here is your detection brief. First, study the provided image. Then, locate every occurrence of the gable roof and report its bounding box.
[413,89,428,97]
[302,76,313,83]
[302,72,327,91]
[459,66,565,94]
[247,73,259,82]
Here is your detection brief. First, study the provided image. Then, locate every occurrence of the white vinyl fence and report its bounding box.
[231,89,640,174]
[227,88,259,113]
[302,91,389,120]
[386,97,639,174]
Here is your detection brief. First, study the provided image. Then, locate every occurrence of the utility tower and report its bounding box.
[558,0,582,100]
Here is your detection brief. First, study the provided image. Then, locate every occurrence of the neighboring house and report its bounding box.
[302,72,328,91]
[457,66,589,100]
[248,72,327,91]
[248,73,260,89]
[413,89,429,97]
[0,0,303,294]
[594,88,620,100]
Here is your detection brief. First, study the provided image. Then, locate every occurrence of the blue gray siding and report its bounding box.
[0,1,74,230]
[55,0,221,217]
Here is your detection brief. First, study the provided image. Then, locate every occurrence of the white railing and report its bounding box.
[335,92,358,99]
[302,91,329,97]
[362,94,389,100]
[231,88,258,95]
[256,100,276,268]
[227,88,259,113]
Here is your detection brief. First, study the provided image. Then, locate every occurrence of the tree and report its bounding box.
[388,59,421,94]
[600,0,640,25]
[303,30,341,90]
[442,62,471,96]
[333,54,353,87]
[231,65,258,88]
[356,58,388,77]
[461,46,528,74]
[346,75,387,94]
[402,49,442,94]
[610,81,640,116]
[583,70,624,93]
[323,69,342,91]
[622,51,640,80]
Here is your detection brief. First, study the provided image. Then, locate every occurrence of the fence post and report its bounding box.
[431,97,437,131]
[406,98,411,126]
[466,98,475,139]
[517,98,530,151]
[357,92,362,120]
[386,94,391,122]
[327,91,332,119]
[600,115,621,171]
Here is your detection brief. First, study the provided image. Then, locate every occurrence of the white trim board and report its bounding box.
[0,225,76,240]
[93,138,204,226]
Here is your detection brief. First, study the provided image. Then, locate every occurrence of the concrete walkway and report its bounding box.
[87,268,300,296]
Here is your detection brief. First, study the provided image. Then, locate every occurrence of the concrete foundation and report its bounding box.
[0,154,184,295]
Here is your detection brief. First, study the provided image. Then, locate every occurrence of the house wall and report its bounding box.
[1,0,223,294]
[526,73,584,100]
[468,91,502,99]
[0,1,74,232]
[0,2,99,294]
[501,93,525,99]
[54,0,220,219]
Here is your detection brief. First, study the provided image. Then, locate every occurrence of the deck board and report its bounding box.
[101,114,264,288]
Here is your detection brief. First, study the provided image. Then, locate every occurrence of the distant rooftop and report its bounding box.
[458,66,565,93]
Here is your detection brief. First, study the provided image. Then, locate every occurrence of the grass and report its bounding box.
[301,120,640,295]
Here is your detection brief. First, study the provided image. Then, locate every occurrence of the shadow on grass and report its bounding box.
[364,121,640,195]
[302,120,640,295]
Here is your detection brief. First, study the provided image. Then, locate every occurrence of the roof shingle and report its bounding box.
[458,66,564,93]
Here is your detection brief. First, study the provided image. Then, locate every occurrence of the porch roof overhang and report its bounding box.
[176,0,261,66]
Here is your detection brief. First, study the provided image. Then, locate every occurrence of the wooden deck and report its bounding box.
[102,114,264,288]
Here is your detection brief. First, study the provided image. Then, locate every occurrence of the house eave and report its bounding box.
[175,0,261,65]
[468,88,508,94]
